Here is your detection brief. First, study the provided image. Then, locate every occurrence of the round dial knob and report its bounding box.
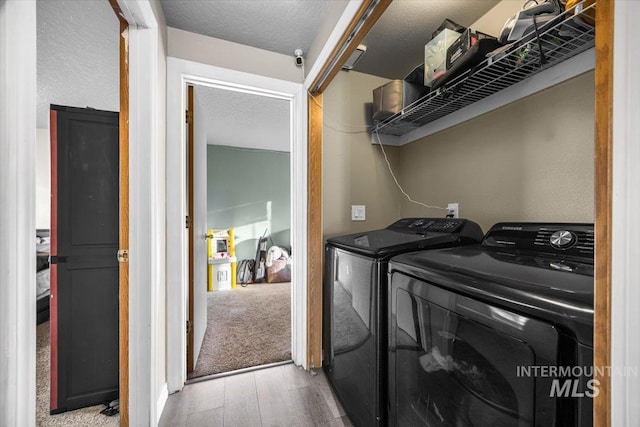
[550,230,575,249]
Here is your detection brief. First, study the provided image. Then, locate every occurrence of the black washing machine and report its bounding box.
[388,223,594,427]
[323,218,483,427]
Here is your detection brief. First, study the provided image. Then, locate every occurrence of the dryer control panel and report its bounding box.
[483,222,594,259]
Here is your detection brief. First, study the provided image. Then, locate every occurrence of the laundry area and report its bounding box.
[321,0,596,426]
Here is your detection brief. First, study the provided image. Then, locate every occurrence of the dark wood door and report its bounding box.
[49,105,120,414]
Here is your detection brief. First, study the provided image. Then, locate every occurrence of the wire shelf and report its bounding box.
[372,1,596,137]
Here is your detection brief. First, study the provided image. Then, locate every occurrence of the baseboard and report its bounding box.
[155,383,169,425]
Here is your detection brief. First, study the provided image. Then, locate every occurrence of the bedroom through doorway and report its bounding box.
[186,83,294,381]
[35,0,122,423]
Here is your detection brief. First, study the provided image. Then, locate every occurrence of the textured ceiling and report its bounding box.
[160,0,333,57]
[194,86,290,152]
[353,0,502,79]
[37,0,120,129]
[161,0,500,80]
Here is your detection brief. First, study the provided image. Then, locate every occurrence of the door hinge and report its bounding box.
[186,320,193,334]
[185,215,193,229]
[117,249,129,263]
[185,109,193,124]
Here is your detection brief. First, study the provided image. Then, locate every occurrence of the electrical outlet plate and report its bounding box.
[447,203,459,218]
[352,205,366,221]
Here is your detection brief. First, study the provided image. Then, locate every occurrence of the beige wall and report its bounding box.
[167,27,302,83]
[322,71,402,239]
[398,71,595,232]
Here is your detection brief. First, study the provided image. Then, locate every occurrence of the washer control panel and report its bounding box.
[388,218,465,234]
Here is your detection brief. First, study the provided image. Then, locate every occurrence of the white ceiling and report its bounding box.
[194,86,290,152]
[161,0,501,81]
[37,0,120,129]
[35,1,503,137]
[160,0,333,58]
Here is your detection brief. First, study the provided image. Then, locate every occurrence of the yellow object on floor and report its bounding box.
[229,228,237,289]
[207,228,237,291]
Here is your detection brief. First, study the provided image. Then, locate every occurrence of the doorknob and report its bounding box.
[205,233,214,240]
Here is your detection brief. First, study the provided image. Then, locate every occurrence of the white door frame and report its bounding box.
[117,0,168,424]
[166,57,308,392]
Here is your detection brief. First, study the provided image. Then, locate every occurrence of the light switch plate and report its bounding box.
[352,205,366,221]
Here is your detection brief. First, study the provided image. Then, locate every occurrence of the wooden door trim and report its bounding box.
[307,93,323,368]
[594,1,614,425]
[187,85,195,373]
[117,19,130,427]
[109,0,130,423]
[309,0,391,94]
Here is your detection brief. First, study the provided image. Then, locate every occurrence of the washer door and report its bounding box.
[389,272,559,427]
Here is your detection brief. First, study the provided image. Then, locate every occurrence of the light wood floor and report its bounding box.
[159,363,352,427]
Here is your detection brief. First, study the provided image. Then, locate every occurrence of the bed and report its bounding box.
[36,229,50,325]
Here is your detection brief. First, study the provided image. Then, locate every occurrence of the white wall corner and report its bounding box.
[291,83,309,369]
[124,1,166,424]
[0,1,37,426]
[128,23,153,427]
[611,1,640,426]
[155,383,169,425]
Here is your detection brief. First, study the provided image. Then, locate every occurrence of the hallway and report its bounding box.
[159,364,351,426]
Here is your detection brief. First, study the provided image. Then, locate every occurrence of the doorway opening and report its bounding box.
[35,0,122,424]
[166,57,307,392]
[185,82,294,380]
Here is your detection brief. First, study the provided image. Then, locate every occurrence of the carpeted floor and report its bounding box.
[188,281,292,379]
[36,321,120,426]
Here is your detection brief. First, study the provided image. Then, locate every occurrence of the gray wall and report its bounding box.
[207,145,291,260]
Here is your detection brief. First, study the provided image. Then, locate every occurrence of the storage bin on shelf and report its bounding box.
[424,29,461,87]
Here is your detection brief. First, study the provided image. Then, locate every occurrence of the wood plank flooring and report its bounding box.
[159,364,352,427]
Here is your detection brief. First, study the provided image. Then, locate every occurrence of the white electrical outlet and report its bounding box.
[447,203,459,218]
[352,205,366,221]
